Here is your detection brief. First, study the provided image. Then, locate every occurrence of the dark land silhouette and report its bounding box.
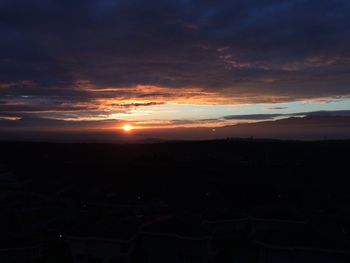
[0,139,350,262]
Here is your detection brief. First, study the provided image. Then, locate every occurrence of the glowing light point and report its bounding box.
[122,124,133,132]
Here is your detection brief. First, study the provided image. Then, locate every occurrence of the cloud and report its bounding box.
[223,110,350,121]
[0,0,350,127]
[0,115,120,132]
[224,114,283,120]
[266,107,288,110]
[109,102,164,108]
[303,110,350,117]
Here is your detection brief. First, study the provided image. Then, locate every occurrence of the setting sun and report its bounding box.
[122,124,133,132]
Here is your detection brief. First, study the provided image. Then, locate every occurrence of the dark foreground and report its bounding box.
[0,139,349,263]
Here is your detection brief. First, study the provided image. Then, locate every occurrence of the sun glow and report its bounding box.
[122,124,133,132]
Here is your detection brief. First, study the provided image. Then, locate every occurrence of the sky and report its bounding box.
[1,0,350,141]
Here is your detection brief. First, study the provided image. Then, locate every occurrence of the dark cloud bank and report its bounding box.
[1,0,350,100]
[223,110,350,120]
